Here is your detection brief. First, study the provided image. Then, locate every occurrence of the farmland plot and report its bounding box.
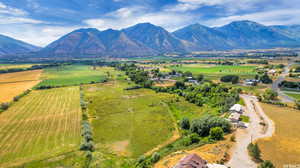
[0,87,81,167]
[0,70,42,103]
[36,65,108,87]
[170,65,257,79]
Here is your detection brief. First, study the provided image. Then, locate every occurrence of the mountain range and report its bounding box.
[1,20,300,58]
[0,34,40,56]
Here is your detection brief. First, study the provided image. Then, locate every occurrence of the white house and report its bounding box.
[230,104,243,114]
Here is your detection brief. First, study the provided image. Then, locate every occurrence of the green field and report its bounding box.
[36,65,109,87]
[170,64,257,79]
[0,87,82,167]
[82,79,207,162]
[284,92,300,100]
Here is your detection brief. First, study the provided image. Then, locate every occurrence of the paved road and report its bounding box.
[226,95,275,168]
[272,56,300,103]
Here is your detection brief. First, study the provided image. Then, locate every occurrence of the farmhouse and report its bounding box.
[174,154,208,168]
[230,104,243,114]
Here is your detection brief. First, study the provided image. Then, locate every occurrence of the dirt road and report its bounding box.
[226,95,275,168]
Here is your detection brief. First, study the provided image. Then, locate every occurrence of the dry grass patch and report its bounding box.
[257,103,300,167]
[0,70,42,103]
[154,135,233,168]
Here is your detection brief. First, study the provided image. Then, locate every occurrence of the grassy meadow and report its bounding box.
[36,65,109,87]
[0,70,42,103]
[170,64,257,80]
[82,79,207,161]
[0,87,82,167]
[257,103,300,167]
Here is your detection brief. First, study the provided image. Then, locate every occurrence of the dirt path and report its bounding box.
[226,95,275,168]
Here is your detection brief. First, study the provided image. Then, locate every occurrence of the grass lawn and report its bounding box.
[257,103,300,167]
[36,65,109,87]
[170,64,257,80]
[0,87,82,167]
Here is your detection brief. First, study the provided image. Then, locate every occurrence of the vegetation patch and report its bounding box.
[0,87,82,167]
[36,65,109,88]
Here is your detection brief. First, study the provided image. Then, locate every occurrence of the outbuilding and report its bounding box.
[230,104,243,114]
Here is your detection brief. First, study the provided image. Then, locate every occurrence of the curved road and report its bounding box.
[272,61,295,102]
[226,95,275,168]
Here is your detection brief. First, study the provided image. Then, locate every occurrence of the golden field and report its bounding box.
[0,70,42,103]
[257,103,300,167]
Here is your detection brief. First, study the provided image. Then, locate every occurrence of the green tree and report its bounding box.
[295,100,300,110]
[262,89,278,101]
[248,143,262,162]
[258,160,275,168]
[180,117,190,130]
[260,73,273,84]
[151,152,160,163]
[196,74,204,82]
[209,127,224,140]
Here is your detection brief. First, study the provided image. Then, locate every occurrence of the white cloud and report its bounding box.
[0,2,27,16]
[84,6,196,31]
[165,0,263,13]
[203,9,300,27]
[0,24,79,46]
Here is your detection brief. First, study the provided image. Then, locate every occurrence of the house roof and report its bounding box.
[207,164,228,168]
[174,154,208,168]
[230,104,242,112]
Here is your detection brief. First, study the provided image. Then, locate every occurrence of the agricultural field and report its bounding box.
[0,70,42,103]
[0,87,82,167]
[170,64,257,80]
[82,79,207,164]
[0,64,35,70]
[36,65,109,87]
[257,103,300,167]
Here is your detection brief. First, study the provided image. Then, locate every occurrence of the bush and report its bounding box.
[180,117,190,130]
[258,160,275,168]
[0,102,10,111]
[220,75,239,84]
[247,143,262,162]
[262,89,278,101]
[151,152,160,163]
[189,133,200,143]
[209,127,224,140]
[260,73,272,84]
[190,115,231,137]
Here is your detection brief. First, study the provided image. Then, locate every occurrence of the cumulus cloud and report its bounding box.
[84,6,196,31]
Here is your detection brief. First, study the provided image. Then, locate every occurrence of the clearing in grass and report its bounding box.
[0,87,81,167]
[36,65,109,87]
[257,103,300,167]
[0,70,42,103]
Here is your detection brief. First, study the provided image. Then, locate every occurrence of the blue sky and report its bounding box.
[0,0,299,46]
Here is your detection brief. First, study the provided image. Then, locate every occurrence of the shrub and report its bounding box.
[151,152,160,163]
[220,75,239,84]
[189,133,200,143]
[260,73,272,84]
[258,160,275,168]
[190,115,231,137]
[247,143,262,162]
[180,117,190,130]
[0,102,10,111]
[209,127,224,140]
